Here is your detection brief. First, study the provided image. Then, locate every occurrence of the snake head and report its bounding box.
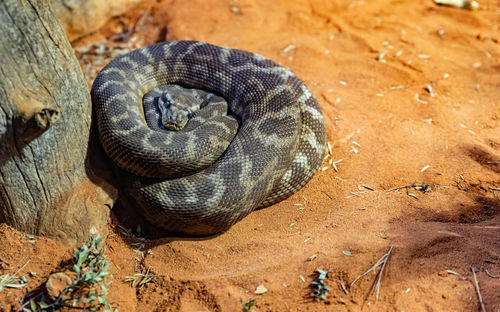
[158,90,193,131]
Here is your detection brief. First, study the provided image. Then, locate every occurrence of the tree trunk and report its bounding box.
[0,0,116,244]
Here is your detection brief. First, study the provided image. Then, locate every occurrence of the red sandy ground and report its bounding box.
[1,0,499,311]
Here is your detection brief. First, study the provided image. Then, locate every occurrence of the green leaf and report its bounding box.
[30,299,37,311]
[99,282,108,294]
[75,247,89,269]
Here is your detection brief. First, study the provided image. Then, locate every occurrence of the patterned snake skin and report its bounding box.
[91,41,326,235]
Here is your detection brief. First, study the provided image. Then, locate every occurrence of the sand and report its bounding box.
[1,0,499,311]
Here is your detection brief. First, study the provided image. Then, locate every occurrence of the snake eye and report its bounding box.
[187,110,193,118]
[161,91,168,101]
[165,100,171,107]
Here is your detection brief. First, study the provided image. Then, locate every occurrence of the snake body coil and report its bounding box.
[92,41,326,235]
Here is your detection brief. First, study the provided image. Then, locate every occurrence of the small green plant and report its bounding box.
[310,268,331,302]
[240,298,255,312]
[21,235,113,312]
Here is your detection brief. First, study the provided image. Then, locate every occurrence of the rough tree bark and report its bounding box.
[0,0,116,244]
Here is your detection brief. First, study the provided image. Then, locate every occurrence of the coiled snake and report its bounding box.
[91,41,326,235]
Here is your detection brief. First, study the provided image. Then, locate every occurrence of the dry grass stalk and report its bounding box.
[351,246,393,301]
[0,259,30,292]
[471,267,486,312]
[123,266,161,289]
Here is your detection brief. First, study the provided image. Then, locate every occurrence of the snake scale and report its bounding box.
[91,41,326,235]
